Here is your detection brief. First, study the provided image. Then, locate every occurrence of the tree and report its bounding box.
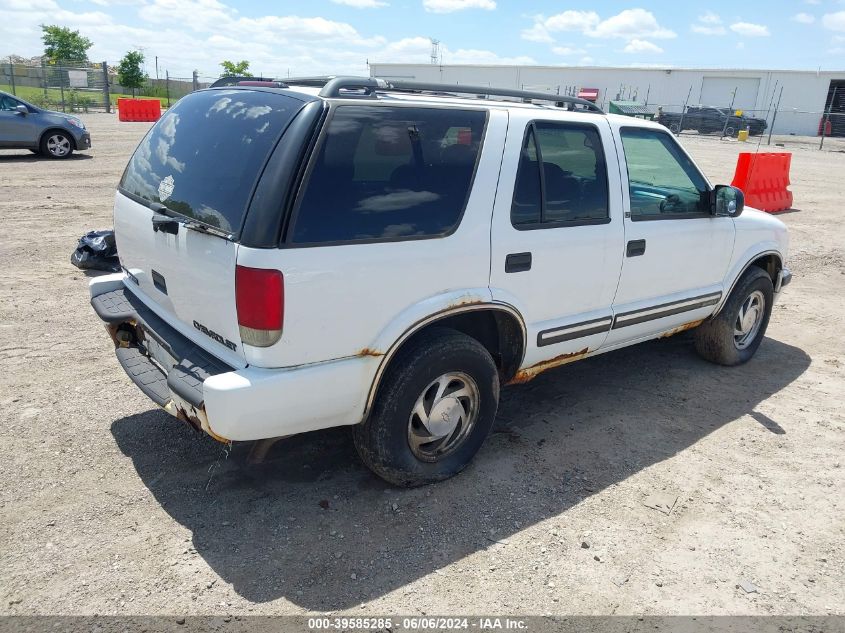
[41,25,93,64]
[220,60,250,77]
[117,50,146,97]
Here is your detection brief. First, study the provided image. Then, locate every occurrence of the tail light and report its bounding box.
[235,265,284,347]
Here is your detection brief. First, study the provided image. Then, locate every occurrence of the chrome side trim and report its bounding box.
[537,316,613,347]
[612,292,722,329]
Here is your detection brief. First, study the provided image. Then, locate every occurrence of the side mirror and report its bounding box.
[15,105,28,115]
[714,185,744,217]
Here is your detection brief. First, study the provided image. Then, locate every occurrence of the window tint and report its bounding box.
[620,128,709,218]
[119,89,302,233]
[511,121,609,228]
[291,105,486,244]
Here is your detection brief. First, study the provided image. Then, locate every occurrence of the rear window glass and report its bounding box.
[119,89,302,233]
[291,105,486,244]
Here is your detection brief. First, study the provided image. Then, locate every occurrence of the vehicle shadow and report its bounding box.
[0,152,93,162]
[111,334,810,610]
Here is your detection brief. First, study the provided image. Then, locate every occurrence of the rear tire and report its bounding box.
[353,327,500,487]
[40,131,74,159]
[694,267,774,366]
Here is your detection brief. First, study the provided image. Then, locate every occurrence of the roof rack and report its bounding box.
[284,76,603,113]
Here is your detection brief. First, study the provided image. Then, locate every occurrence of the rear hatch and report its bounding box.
[114,88,311,365]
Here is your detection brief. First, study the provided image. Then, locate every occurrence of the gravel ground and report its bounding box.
[0,115,843,617]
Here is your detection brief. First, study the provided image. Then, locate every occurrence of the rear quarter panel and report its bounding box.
[236,108,510,369]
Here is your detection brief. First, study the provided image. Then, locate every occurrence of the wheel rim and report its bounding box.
[407,371,480,462]
[46,134,71,156]
[734,290,766,350]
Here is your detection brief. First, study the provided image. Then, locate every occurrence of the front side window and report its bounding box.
[291,105,486,244]
[511,121,609,228]
[620,128,709,219]
[0,95,21,111]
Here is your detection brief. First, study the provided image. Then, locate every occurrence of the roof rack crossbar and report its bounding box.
[299,76,603,113]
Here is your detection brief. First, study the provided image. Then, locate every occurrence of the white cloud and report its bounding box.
[805,0,820,4]
[520,23,554,43]
[691,11,725,35]
[698,11,722,25]
[792,12,815,24]
[729,22,771,37]
[422,0,495,13]
[588,9,676,40]
[692,24,726,35]
[0,0,518,77]
[823,11,845,32]
[522,8,674,45]
[579,56,594,65]
[331,0,388,7]
[545,10,600,32]
[551,45,587,56]
[623,39,664,54]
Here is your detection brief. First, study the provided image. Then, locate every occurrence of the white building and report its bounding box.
[369,63,845,137]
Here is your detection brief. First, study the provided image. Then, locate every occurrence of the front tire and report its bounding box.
[40,131,74,159]
[353,328,500,487]
[694,267,774,366]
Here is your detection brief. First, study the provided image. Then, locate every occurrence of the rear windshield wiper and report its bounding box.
[150,203,234,240]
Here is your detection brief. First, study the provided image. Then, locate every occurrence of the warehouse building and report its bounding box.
[369,63,845,137]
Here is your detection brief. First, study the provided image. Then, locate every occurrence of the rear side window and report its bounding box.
[291,105,486,244]
[511,121,609,228]
[119,89,303,233]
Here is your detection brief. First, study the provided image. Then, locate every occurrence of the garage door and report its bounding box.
[699,77,760,111]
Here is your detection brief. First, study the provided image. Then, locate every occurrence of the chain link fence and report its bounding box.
[1,57,218,113]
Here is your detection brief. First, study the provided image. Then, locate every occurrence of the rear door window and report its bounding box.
[290,105,486,244]
[511,121,609,228]
[119,89,304,234]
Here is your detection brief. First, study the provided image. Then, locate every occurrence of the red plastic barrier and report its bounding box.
[730,152,793,213]
[117,98,161,122]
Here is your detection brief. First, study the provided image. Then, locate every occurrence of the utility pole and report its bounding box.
[430,38,441,65]
[155,55,159,81]
[767,86,783,146]
[8,56,15,95]
[676,85,693,137]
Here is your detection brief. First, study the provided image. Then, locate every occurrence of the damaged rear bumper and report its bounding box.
[90,277,233,442]
[89,274,376,442]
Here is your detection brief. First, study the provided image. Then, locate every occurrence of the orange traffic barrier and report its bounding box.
[117,98,162,122]
[730,152,793,213]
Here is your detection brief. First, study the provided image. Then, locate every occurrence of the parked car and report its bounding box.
[90,77,791,486]
[657,106,767,137]
[0,90,91,158]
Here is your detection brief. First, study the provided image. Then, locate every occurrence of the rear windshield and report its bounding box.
[119,89,303,233]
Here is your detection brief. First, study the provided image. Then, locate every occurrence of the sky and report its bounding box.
[1,0,844,79]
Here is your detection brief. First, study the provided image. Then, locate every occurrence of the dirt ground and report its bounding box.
[1,115,843,617]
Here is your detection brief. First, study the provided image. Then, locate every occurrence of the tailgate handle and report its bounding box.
[151,215,179,235]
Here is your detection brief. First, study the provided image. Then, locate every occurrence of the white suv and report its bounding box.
[90,77,791,486]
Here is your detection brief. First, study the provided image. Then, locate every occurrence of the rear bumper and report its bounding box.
[89,276,373,442]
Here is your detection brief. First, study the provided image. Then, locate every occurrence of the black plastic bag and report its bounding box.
[71,230,120,272]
